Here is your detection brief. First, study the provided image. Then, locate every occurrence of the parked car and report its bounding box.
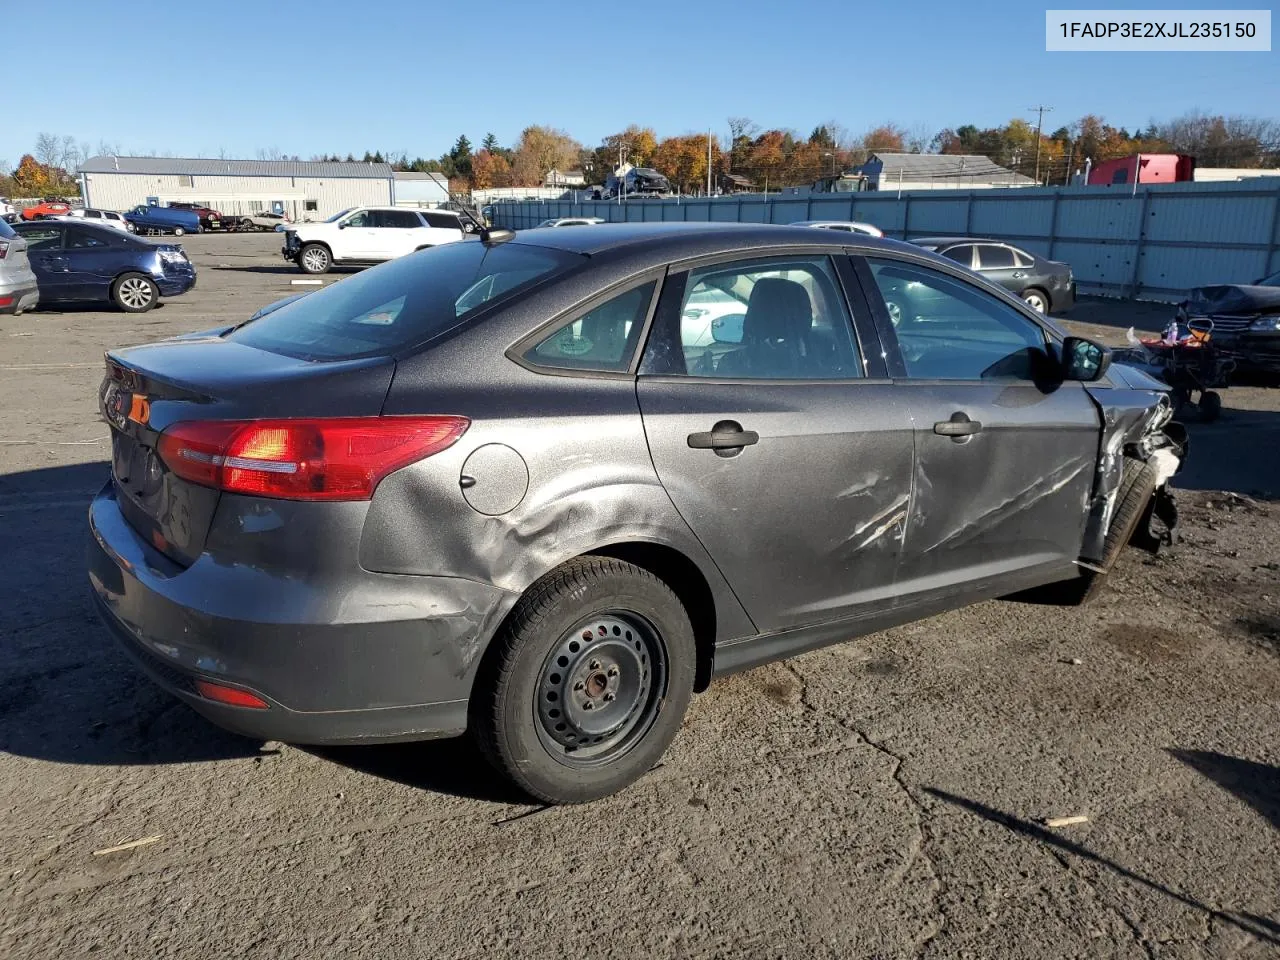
[124,205,201,237]
[88,223,1184,804]
[536,217,606,228]
[21,200,72,220]
[909,237,1075,314]
[0,218,40,315]
[1176,271,1280,377]
[789,220,884,237]
[169,203,226,232]
[281,206,467,274]
[14,220,195,312]
[66,208,134,232]
[240,211,290,232]
[0,197,15,218]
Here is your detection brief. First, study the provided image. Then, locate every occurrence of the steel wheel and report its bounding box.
[535,611,668,766]
[1022,289,1048,313]
[115,276,156,311]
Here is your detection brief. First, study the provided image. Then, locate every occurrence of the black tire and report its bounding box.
[110,273,159,313]
[1074,456,1160,604]
[473,557,696,804]
[1021,288,1049,313]
[173,226,185,237]
[1199,390,1222,421]
[297,243,331,275]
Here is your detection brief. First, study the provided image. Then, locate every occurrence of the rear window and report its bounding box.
[227,241,581,360]
[0,218,13,240]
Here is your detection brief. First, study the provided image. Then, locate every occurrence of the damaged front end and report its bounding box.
[1081,363,1189,564]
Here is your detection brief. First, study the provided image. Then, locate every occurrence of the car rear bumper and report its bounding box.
[1052,280,1076,313]
[87,482,516,744]
[0,278,39,314]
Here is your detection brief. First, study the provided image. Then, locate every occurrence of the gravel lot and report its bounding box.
[1,234,1277,959]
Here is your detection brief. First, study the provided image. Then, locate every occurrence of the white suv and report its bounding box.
[282,207,467,274]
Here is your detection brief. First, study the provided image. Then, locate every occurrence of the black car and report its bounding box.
[1178,271,1280,377]
[910,237,1075,315]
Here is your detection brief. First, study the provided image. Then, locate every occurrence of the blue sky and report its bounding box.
[4,0,1275,164]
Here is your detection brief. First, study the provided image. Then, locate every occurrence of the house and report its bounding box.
[77,156,394,221]
[718,173,755,194]
[855,153,1036,190]
[545,169,586,187]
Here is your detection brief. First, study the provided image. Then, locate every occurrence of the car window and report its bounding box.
[84,210,102,219]
[525,281,656,373]
[641,255,863,380]
[975,245,1016,269]
[374,210,422,229]
[0,219,14,240]
[228,241,581,361]
[19,226,62,250]
[940,244,974,266]
[423,211,461,229]
[343,210,371,228]
[866,258,1049,381]
[1013,249,1034,267]
[66,227,108,249]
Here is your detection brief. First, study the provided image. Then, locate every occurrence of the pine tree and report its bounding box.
[481,132,499,153]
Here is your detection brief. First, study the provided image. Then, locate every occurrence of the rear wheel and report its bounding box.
[1021,288,1048,313]
[474,557,695,804]
[111,273,159,313]
[298,243,331,274]
[173,226,185,237]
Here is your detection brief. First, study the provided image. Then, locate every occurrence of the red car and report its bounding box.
[21,200,72,220]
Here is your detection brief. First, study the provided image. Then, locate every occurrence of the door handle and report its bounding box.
[687,420,759,456]
[934,412,982,441]
[1011,271,1025,279]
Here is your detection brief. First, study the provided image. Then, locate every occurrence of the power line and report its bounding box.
[1029,105,1054,184]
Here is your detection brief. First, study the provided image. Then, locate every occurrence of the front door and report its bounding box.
[62,225,116,299]
[637,253,916,634]
[335,209,379,259]
[860,256,1100,598]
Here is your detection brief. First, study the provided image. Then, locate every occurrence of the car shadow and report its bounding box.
[0,460,517,803]
[26,302,165,316]
[1167,749,1280,831]
[214,265,363,276]
[924,786,1280,946]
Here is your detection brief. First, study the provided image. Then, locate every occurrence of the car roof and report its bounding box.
[789,220,876,227]
[510,221,915,258]
[911,236,1022,247]
[16,219,123,236]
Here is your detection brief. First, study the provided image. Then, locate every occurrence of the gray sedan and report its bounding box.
[87,223,1184,803]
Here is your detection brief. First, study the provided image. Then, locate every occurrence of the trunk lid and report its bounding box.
[101,336,395,566]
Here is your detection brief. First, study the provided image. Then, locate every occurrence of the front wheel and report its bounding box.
[1021,289,1048,313]
[172,226,185,237]
[112,273,159,313]
[297,243,331,274]
[474,557,695,804]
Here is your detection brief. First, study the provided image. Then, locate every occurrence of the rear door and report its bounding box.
[373,209,428,257]
[20,225,71,296]
[973,243,1024,294]
[423,211,465,245]
[637,252,916,633]
[858,255,1100,599]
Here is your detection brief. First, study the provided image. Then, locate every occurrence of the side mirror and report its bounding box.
[337,221,347,229]
[1062,336,1111,381]
[711,313,746,344]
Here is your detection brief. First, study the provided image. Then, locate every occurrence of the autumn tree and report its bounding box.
[861,124,907,153]
[471,149,512,189]
[650,134,722,193]
[511,125,582,186]
[13,155,54,194]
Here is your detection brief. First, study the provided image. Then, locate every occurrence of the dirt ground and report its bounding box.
[1,234,1277,959]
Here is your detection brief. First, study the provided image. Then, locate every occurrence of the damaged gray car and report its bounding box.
[87,223,1186,804]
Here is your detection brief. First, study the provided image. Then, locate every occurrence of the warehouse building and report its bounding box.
[77,156,395,221]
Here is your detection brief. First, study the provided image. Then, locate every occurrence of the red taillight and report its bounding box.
[0,240,9,260]
[157,416,469,501]
[195,680,269,709]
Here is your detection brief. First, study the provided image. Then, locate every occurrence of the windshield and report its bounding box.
[227,241,581,360]
[324,208,354,223]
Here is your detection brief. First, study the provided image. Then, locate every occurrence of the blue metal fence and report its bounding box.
[488,180,1280,301]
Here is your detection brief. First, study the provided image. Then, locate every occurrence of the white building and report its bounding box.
[1194,167,1280,182]
[77,156,395,221]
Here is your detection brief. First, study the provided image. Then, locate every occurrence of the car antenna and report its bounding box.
[479,226,515,246]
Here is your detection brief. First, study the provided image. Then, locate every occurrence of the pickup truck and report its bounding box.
[124,205,201,236]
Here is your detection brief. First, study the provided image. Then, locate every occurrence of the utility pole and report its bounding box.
[1029,105,1053,184]
[707,127,712,197]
